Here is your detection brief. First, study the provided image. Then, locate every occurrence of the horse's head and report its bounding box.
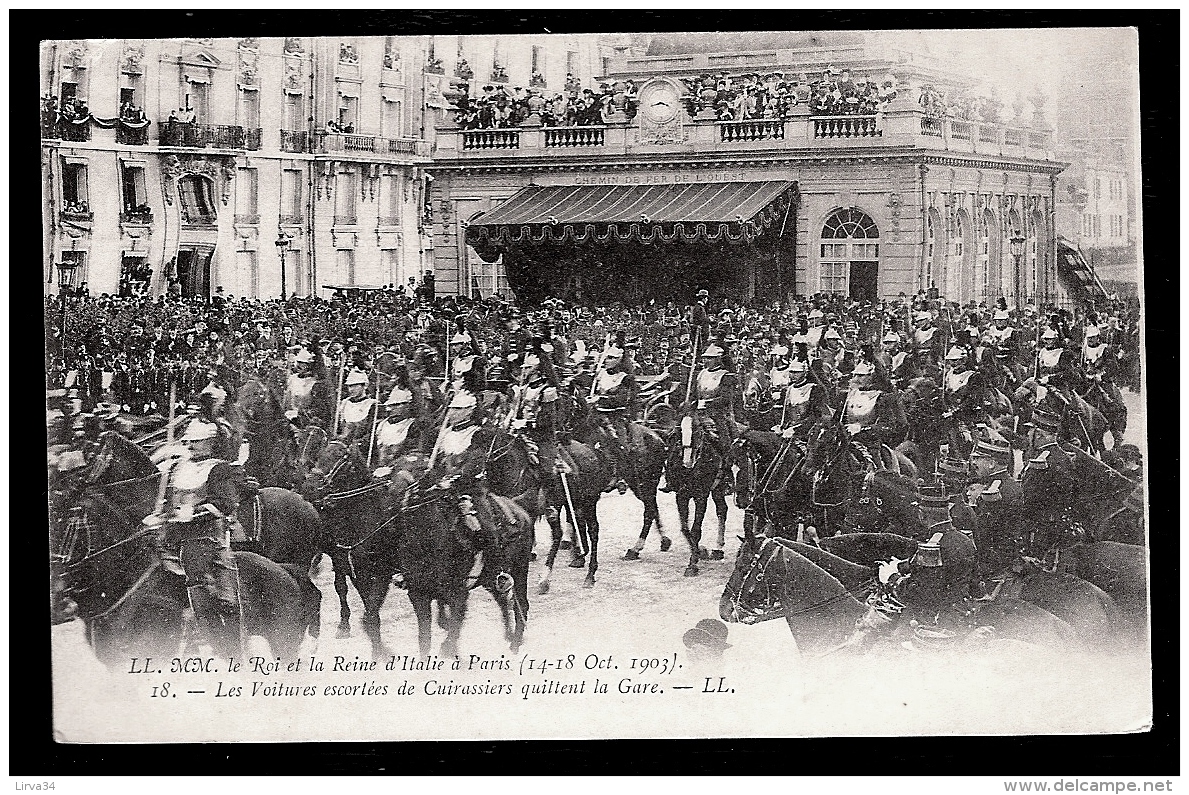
[741,369,768,412]
[679,414,703,469]
[296,425,329,469]
[804,420,843,473]
[719,532,780,625]
[234,379,279,431]
[302,440,366,504]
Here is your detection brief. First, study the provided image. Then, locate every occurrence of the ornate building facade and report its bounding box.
[427,33,1069,307]
[41,37,433,298]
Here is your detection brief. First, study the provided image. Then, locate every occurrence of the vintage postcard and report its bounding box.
[45,25,1149,743]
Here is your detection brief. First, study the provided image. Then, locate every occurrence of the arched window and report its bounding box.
[819,208,879,298]
[977,210,990,300]
[946,212,965,301]
[178,175,216,224]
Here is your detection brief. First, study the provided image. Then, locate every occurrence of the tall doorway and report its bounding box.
[848,261,879,302]
[820,207,880,299]
[176,246,214,299]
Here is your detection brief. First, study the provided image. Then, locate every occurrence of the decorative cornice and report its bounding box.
[430,149,1067,177]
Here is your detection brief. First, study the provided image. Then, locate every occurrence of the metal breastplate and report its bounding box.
[783,383,815,425]
[595,369,627,398]
[696,368,727,401]
[1084,345,1105,366]
[377,418,414,450]
[440,425,479,457]
[914,327,937,352]
[890,351,908,373]
[520,384,544,420]
[844,389,881,427]
[340,397,375,425]
[1038,348,1063,373]
[944,370,974,397]
[990,327,1012,343]
[287,375,316,410]
[769,368,791,389]
[168,459,221,518]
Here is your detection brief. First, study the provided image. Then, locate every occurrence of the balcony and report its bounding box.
[234,213,260,225]
[120,208,153,225]
[279,213,303,225]
[116,124,150,145]
[313,132,431,158]
[159,122,249,149]
[812,115,881,139]
[544,126,606,148]
[56,119,92,142]
[60,205,93,222]
[436,108,1057,164]
[462,129,520,150]
[719,119,785,143]
[334,215,358,226]
[281,130,309,153]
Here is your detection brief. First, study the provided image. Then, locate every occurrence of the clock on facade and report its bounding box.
[639,80,680,124]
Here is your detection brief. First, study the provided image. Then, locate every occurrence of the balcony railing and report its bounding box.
[314,132,429,157]
[920,117,943,137]
[57,119,92,142]
[279,213,303,225]
[950,121,972,141]
[812,115,881,139]
[234,213,260,225]
[544,126,606,147]
[159,122,248,149]
[116,124,150,145]
[120,209,153,224]
[720,119,785,142]
[979,126,998,144]
[1028,131,1051,148]
[60,207,93,222]
[462,129,520,150]
[281,130,309,153]
[334,215,358,226]
[1003,129,1023,147]
[378,216,402,226]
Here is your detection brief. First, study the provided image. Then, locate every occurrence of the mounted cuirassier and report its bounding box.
[145,418,247,644]
[779,345,834,442]
[283,347,334,430]
[590,341,640,493]
[508,342,578,479]
[841,349,908,467]
[372,383,432,469]
[335,368,378,450]
[879,331,910,389]
[941,344,987,461]
[912,310,945,372]
[766,341,792,409]
[447,317,488,399]
[1035,325,1079,397]
[693,342,742,492]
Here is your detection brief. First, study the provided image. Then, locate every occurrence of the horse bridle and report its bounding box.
[810,429,853,508]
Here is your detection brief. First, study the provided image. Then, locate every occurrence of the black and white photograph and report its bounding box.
[40,18,1156,753]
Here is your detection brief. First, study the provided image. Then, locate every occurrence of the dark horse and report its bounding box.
[301,440,396,650]
[566,389,671,563]
[234,378,301,490]
[398,481,536,657]
[664,413,729,576]
[50,439,319,667]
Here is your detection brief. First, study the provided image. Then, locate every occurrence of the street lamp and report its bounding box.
[1008,234,1026,309]
[275,233,293,300]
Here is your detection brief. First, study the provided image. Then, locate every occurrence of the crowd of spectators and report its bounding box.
[452,76,639,130]
[918,84,1008,124]
[681,70,897,121]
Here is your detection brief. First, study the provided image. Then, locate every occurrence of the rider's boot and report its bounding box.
[207,547,240,617]
[155,529,185,575]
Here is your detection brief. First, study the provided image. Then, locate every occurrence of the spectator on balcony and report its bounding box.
[564,72,581,97]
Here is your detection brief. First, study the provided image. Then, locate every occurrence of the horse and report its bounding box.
[301,440,396,648]
[664,413,729,576]
[234,378,301,489]
[51,469,319,668]
[565,388,670,562]
[720,529,1085,657]
[1014,379,1111,455]
[1080,378,1128,443]
[803,421,926,538]
[398,480,536,657]
[899,375,945,475]
[735,428,815,541]
[232,486,325,580]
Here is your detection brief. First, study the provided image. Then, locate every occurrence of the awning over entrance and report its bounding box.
[466,181,797,246]
[1055,237,1108,302]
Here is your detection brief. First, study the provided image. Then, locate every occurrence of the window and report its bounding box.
[382,99,403,138]
[186,81,209,123]
[62,161,89,208]
[281,169,303,223]
[601,57,612,77]
[235,167,258,222]
[178,175,217,224]
[59,251,87,287]
[819,208,880,295]
[236,250,259,297]
[531,46,544,73]
[334,170,357,224]
[977,211,991,298]
[284,94,304,131]
[338,95,358,130]
[336,249,356,286]
[239,89,260,129]
[380,173,401,225]
[381,247,401,286]
[1094,177,1101,200]
[120,163,148,212]
[1093,215,1101,237]
[61,81,78,104]
[567,51,579,76]
[926,216,935,270]
[819,261,848,294]
[383,37,400,70]
[120,87,136,107]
